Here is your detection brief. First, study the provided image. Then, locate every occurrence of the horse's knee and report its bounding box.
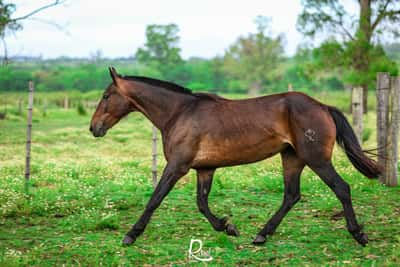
[286,193,300,208]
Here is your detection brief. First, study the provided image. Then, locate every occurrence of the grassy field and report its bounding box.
[0,91,399,266]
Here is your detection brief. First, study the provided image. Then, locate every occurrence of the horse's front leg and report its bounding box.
[196,169,239,236]
[122,162,189,245]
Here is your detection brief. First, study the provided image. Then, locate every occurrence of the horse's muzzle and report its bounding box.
[90,121,107,137]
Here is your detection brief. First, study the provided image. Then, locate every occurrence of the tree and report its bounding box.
[0,0,65,62]
[223,16,284,95]
[0,1,21,36]
[135,24,184,82]
[298,0,400,112]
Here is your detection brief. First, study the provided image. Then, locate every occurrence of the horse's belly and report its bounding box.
[192,136,287,168]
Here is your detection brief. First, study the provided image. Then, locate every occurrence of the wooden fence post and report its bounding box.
[64,96,69,109]
[25,81,34,194]
[376,73,390,184]
[152,126,158,188]
[43,98,47,116]
[352,86,363,143]
[18,98,22,116]
[385,77,399,186]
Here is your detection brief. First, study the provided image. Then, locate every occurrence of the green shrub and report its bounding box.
[77,102,87,116]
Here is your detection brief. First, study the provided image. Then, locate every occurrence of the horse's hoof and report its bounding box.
[252,234,266,245]
[225,224,240,236]
[122,235,136,246]
[352,232,368,247]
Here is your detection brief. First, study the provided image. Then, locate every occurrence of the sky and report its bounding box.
[5,0,352,59]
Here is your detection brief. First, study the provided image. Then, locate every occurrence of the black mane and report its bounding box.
[121,75,225,101]
[122,75,193,95]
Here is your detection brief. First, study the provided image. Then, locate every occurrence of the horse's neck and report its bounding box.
[127,82,194,130]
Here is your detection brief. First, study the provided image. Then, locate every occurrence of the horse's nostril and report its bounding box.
[89,125,93,132]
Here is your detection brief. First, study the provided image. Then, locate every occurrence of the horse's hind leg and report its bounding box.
[308,162,368,246]
[253,147,305,244]
[196,169,239,236]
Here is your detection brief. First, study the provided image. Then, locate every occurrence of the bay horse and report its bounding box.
[90,67,381,247]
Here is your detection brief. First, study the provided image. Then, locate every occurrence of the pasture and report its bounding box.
[0,91,399,266]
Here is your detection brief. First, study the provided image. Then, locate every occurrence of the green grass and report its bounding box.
[0,92,399,266]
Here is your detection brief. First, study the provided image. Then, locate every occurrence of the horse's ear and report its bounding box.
[109,66,120,85]
[108,66,130,96]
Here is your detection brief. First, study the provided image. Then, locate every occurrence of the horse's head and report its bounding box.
[90,67,136,137]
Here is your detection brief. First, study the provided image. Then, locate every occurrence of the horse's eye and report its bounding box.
[103,94,109,100]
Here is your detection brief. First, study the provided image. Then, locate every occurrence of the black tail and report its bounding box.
[327,106,382,179]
